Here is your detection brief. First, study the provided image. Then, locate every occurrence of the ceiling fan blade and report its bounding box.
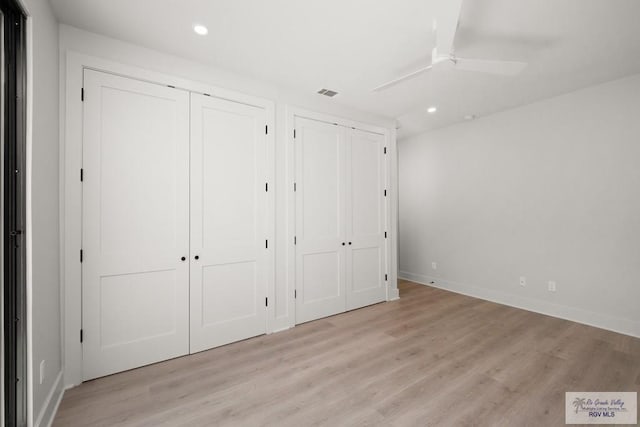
[453,58,527,75]
[372,64,433,92]
[435,0,464,56]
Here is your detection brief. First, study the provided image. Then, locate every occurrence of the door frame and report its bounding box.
[62,52,275,388]
[285,106,399,329]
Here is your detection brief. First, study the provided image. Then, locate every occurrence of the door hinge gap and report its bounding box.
[80,329,83,343]
[294,289,297,299]
[265,239,268,249]
[384,147,387,154]
[293,129,296,139]
[384,189,387,197]
[265,182,268,192]
[294,182,297,192]
[265,297,268,307]
[80,249,83,263]
[294,236,297,245]
[385,231,387,238]
[265,125,268,134]
[80,168,84,182]
[81,88,84,101]
[385,274,388,281]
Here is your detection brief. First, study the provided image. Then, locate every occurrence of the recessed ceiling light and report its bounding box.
[427,106,437,114]
[193,24,208,35]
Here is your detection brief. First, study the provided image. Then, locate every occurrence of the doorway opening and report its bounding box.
[1,0,27,425]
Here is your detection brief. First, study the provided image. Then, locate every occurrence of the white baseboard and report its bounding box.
[399,271,640,339]
[34,370,64,427]
[388,287,400,301]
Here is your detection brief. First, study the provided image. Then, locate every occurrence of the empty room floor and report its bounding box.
[54,281,640,426]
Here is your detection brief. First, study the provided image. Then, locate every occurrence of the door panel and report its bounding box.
[295,118,346,323]
[351,247,382,292]
[190,94,267,353]
[200,262,257,326]
[99,270,178,347]
[82,70,190,380]
[346,129,386,310]
[302,252,341,301]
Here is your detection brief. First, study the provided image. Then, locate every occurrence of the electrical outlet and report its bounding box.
[39,360,46,385]
[519,276,526,287]
[548,281,557,292]
[431,262,437,270]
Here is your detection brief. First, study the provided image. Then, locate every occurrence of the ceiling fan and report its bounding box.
[373,0,527,92]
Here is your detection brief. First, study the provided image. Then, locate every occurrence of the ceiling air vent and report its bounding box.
[317,88,339,97]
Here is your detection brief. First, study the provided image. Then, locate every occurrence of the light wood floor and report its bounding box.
[54,281,640,426]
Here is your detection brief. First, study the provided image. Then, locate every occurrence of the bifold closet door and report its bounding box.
[345,129,387,310]
[189,93,268,353]
[82,70,190,380]
[295,118,347,323]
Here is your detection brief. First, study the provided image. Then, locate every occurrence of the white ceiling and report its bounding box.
[51,0,640,138]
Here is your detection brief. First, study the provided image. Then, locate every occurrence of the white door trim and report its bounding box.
[285,106,398,328]
[62,51,275,388]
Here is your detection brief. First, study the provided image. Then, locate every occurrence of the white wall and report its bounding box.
[399,74,640,338]
[22,0,63,425]
[59,25,399,386]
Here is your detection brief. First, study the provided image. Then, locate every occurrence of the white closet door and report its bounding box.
[190,94,268,353]
[295,118,347,324]
[82,70,190,380]
[346,129,387,310]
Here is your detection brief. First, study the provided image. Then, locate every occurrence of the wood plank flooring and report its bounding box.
[54,281,640,426]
